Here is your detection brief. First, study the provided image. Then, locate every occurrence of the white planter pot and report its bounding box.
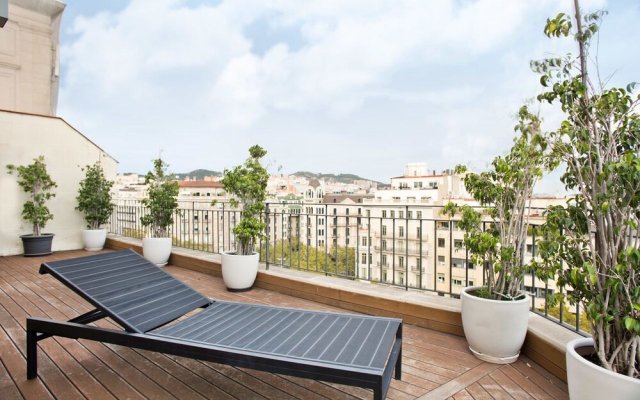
[566,337,640,400]
[142,237,172,266]
[221,252,259,291]
[82,229,107,251]
[461,286,530,364]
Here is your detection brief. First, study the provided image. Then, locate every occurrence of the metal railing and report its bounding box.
[109,198,587,335]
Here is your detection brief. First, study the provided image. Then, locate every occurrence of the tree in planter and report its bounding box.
[532,5,639,379]
[221,145,268,255]
[140,158,179,238]
[76,162,114,229]
[6,156,57,236]
[442,106,546,300]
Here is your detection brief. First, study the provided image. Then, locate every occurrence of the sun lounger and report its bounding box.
[27,249,402,400]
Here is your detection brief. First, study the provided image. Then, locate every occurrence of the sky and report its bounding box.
[56,0,639,192]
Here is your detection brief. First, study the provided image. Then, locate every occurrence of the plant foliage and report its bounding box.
[221,145,268,256]
[6,156,57,236]
[442,106,546,300]
[76,162,114,229]
[140,158,179,238]
[532,4,639,378]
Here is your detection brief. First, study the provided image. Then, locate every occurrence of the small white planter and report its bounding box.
[221,252,259,291]
[142,237,172,266]
[566,337,640,400]
[461,286,530,364]
[82,229,107,251]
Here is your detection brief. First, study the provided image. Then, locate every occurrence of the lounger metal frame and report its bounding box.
[26,250,402,400]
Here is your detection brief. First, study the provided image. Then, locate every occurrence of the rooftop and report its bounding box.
[1,250,569,399]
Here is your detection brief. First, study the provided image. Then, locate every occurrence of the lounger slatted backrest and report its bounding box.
[40,250,211,333]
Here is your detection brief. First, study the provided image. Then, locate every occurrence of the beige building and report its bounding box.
[0,0,65,115]
[1,1,119,255]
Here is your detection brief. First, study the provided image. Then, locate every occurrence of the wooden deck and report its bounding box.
[0,251,569,400]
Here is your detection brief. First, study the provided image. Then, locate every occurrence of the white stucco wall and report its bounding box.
[0,110,117,255]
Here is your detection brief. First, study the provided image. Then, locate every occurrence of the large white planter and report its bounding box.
[566,337,640,400]
[142,237,172,266]
[461,286,530,364]
[221,252,259,291]
[82,229,107,251]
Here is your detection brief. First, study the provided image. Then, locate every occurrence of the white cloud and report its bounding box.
[57,0,637,186]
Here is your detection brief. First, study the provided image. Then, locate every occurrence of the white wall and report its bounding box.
[0,110,117,255]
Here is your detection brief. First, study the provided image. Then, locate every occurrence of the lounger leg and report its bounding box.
[394,345,402,380]
[374,386,382,400]
[26,328,38,379]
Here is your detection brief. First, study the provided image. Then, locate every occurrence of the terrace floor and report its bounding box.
[0,250,569,400]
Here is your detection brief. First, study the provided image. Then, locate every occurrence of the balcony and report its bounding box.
[0,246,571,399]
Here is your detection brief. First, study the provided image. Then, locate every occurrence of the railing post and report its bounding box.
[265,203,270,271]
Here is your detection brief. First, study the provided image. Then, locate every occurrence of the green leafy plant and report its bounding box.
[140,158,179,238]
[76,162,114,229]
[6,156,57,236]
[221,145,268,255]
[532,5,639,378]
[442,106,546,300]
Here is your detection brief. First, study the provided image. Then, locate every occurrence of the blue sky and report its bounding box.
[57,0,639,193]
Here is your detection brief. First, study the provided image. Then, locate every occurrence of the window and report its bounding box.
[362,237,367,246]
[390,210,395,218]
[526,244,536,255]
[382,225,387,235]
[398,272,404,285]
[332,228,337,236]
[318,229,324,236]
[437,221,450,230]
[417,211,422,219]
[382,210,387,218]
[416,227,422,238]
[319,239,325,246]
[381,254,387,266]
[399,256,404,268]
[416,258,422,270]
[438,238,445,247]
[361,253,367,264]
[346,208,350,215]
[382,240,387,250]
[333,208,337,215]
[454,239,464,249]
[468,280,474,286]
[413,181,423,188]
[399,211,404,219]
[407,211,412,219]
[453,279,463,286]
[437,255,445,265]
[319,218,324,225]
[366,210,370,217]
[399,226,404,237]
[437,273,445,283]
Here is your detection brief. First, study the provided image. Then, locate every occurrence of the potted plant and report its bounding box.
[442,106,546,363]
[532,5,639,397]
[76,162,114,251]
[220,145,268,291]
[6,156,58,256]
[140,158,179,266]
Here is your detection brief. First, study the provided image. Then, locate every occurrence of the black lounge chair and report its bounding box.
[27,250,402,400]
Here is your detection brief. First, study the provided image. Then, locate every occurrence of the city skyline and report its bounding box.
[57,0,639,193]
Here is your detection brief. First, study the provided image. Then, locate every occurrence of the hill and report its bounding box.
[174,169,222,180]
[291,171,386,186]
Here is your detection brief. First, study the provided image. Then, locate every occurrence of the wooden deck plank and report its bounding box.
[477,375,514,400]
[0,251,570,400]
[490,369,534,400]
